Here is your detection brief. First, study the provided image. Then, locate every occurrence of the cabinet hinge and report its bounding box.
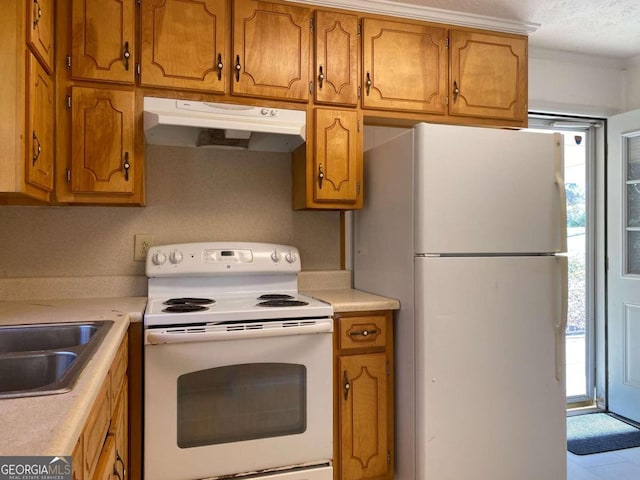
[445,96,449,105]
[387,451,391,465]
[65,95,72,109]
[357,120,361,133]
[136,63,141,76]
[357,23,361,36]
[310,17,313,31]
[357,182,361,195]
[357,85,361,98]
[446,36,449,48]
[66,169,71,183]
[309,81,313,94]
[65,55,71,70]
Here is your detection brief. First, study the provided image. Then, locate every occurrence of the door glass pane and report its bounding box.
[628,231,640,274]
[177,363,307,448]
[626,135,640,274]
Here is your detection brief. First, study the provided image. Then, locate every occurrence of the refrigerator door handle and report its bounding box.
[555,255,569,382]
[554,133,568,253]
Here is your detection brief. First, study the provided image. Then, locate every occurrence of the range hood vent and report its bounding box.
[143,97,306,152]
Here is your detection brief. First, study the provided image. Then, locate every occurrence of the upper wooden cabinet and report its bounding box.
[293,108,363,210]
[26,53,55,193]
[361,18,447,114]
[314,10,359,106]
[71,0,135,84]
[27,0,55,73]
[449,30,527,122]
[140,0,227,93]
[232,0,310,102]
[69,87,136,196]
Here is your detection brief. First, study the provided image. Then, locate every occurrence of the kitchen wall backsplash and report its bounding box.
[0,146,341,300]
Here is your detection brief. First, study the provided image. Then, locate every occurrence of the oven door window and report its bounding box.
[177,363,307,448]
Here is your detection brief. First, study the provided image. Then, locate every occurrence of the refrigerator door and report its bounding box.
[415,255,567,480]
[414,123,566,254]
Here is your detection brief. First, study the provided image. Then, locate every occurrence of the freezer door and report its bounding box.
[414,256,567,480]
[414,123,567,254]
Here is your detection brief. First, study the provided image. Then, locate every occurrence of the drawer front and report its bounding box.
[339,315,387,351]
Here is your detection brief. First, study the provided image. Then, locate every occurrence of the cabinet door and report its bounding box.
[70,87,135,194]
[71,0,135,84]
[92,436,116,480]
[27,0,54,73]
[110,378,128,480]
[26,53,54,192]
[140,0,227,93]
[362,18,447,114]
[232,0,310,101]
[314,10,358,106]
[339,353,389,480]
[313,108,361,205]
[449,30,527,122]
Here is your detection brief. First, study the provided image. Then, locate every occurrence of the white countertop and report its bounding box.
[0,297,147,456]
[302,288,399,313]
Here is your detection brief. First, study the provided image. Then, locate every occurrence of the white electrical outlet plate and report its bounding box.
[134,234,154,262]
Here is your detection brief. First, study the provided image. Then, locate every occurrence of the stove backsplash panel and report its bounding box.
[0,146,340,300]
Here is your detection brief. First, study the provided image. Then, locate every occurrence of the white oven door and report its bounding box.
[144,323,333,480]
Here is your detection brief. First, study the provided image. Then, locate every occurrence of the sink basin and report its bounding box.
[0,352,77,393]
[0,323,98,354]
[0,321,113,399]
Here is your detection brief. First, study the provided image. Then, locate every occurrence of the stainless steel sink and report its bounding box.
[0,323,99,354]
[0,321,113,399]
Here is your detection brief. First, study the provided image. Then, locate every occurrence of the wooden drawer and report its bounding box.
[338,315,387,351]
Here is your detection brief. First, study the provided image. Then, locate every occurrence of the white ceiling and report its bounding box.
[298,0,640,61]
[392,0,640,59]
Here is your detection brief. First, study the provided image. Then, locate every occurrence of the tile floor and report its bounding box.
[567,447,640,479]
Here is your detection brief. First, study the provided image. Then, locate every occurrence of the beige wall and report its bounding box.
[0,145,341,299]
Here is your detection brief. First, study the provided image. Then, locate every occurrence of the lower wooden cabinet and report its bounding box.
[72,333,129,480]
[334,311,394,480]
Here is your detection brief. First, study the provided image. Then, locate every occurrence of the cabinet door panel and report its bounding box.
[362,18,447,114]
[313,109,360,204]
[340,353,388,480]
[232,0,310,101]
[314,10,358,106]
[449,30,527,122]
[140,0,227,92]
[72,0,135,84]
[71,87,135,194]
[27,53,54,192]
[27,0,55,73]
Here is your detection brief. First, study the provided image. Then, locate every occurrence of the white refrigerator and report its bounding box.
[354,123,568,480]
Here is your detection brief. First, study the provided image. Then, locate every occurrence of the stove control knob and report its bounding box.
[285,250,297,264]
[271,250,282,263]
[152,252,167,266]
[169,251,183,264]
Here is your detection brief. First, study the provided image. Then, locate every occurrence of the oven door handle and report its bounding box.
[146,321,333,344]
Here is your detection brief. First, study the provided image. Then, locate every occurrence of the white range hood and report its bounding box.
[143,97,306,152]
